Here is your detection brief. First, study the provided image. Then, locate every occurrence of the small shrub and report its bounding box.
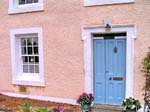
[122,97,141,111]
[19,103,32,112]
[141,49,150,111]
[35,109,49,112]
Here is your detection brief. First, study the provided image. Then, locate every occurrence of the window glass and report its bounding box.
[21,37,39,74]
[19,0,39,5]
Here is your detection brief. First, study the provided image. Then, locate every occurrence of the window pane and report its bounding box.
[35,65,39,73]
[19,0,25,5]
[35,56,39,63]
[19,0,38,5]
[34,0,38,3]
[22,56,28,64]
[26,0,33,4]
[21,47,27,55]
[28,47,32,54]
[33,37,38,46]
[23,65,28,73]
[29,65,34,73]
[29,56,34,64]
[21,38,26,46]
[34,47,38,54]
[27,38,32,46]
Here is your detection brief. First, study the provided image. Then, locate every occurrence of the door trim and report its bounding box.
[81,25,136,100]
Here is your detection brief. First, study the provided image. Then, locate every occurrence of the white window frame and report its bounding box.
[8,0,44,14]
[81,25,136,98]
[10,27,45,87]
[84,0,134,6]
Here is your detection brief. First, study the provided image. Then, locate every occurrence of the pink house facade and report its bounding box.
[0,0,150,111]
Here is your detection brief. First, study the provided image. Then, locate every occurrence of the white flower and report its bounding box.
[131,105,135,109]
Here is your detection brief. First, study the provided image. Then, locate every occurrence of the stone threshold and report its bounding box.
[93,104,124,112]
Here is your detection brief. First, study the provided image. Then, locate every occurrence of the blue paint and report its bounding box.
[93,39,126,105]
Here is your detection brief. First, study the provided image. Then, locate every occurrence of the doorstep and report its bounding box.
[93,104,124,112]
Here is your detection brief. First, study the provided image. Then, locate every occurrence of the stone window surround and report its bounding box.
[8,0,43,14]
[84,0,134,6]
[10,27,44,87]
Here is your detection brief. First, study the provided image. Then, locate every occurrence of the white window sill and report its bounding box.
[12,74,45,87]
[84,0,134,6]
[8,3,44,14]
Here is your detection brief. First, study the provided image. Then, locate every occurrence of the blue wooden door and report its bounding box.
[93,39,126,105]
[93,40,106,104]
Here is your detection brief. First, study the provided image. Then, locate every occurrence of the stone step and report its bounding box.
[92,104,124,112]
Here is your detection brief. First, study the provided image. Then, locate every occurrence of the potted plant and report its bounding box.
[77,93,94,112]
[122,97,141,112]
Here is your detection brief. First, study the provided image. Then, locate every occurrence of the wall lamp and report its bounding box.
[104,19,112,32]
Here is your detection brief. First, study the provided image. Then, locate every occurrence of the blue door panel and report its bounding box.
[93,40,105,104]
[105,40,116,104]
[93,39,126,105]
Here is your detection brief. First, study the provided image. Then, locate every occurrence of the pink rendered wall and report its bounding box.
[0,0,150,103]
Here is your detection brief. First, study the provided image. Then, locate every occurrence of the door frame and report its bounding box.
[81,25,136,100]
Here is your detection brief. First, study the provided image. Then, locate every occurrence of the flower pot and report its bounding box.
[81,104,92,112]
[125,110,136,112]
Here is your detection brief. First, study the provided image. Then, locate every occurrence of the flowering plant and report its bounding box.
[77,93,94,106]
[122,97,141,111]
[53,109,64,112]
[53,107,64,112]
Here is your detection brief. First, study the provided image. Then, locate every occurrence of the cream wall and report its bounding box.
[0,0,150,103]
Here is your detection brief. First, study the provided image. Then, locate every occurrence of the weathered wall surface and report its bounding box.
[0,0,150,103]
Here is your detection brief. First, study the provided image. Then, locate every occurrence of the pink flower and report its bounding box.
[77,95,82,103]
[77,92,94,105]
[89,93,94,100]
